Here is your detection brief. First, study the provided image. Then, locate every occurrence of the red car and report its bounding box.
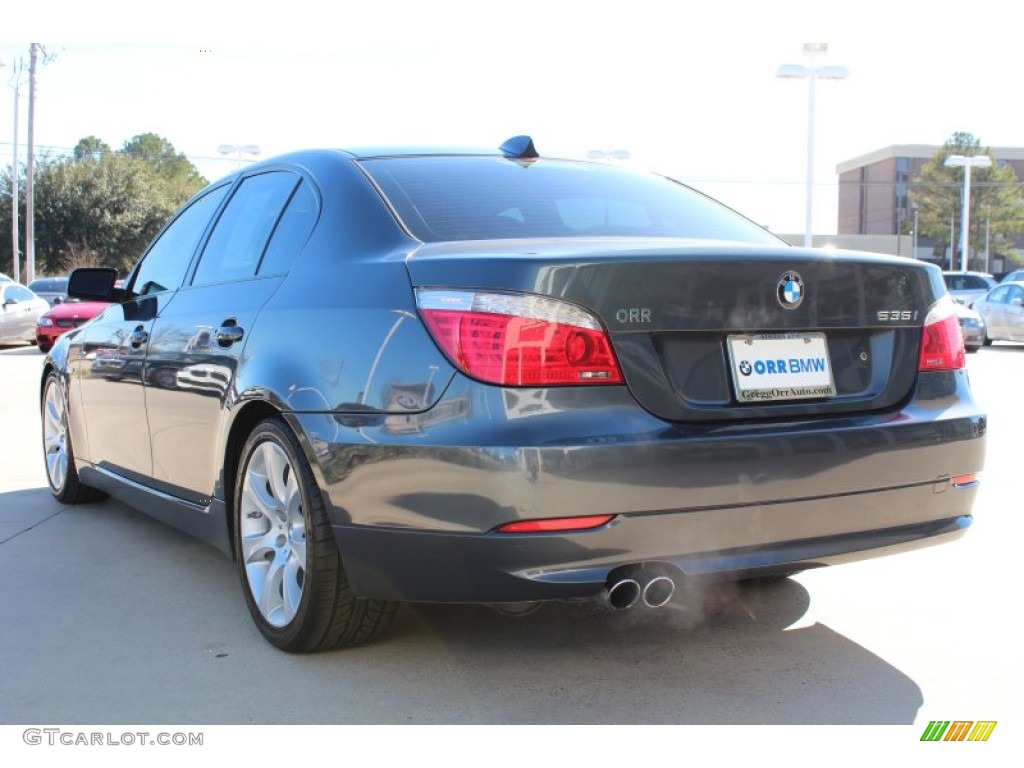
[36,300,109,353]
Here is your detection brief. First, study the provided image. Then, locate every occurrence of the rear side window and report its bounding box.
[193,172,300,286]
[360,156,781,245]
[5,284,36,302]
[258,180,318,275]
[132,186,229,296]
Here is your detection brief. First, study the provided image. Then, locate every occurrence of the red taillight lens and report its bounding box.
[919,298,966,371]
[495,515,616,533]
[417,290,623,386]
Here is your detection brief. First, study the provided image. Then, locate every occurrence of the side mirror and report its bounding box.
[68,268,122,303]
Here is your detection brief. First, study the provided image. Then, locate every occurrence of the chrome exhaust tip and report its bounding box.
[605,578,642,610]
[642,575,676,608]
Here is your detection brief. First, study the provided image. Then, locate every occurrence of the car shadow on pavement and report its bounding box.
[387,584,922,725]
[0,486,922,726]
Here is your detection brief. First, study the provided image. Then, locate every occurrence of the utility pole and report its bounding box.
[25,43,38,283]
[10,57,23,283]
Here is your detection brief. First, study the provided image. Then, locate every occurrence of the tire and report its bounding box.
[41,371,106,504]
[234,418,397,652]
[38,344,52,354]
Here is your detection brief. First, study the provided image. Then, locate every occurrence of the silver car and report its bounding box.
[973,281,1024,343]
[954,302,986,352]
[0,282,50,345]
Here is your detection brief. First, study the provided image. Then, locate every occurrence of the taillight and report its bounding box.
[416,290,623,386]
[919,297,966,371]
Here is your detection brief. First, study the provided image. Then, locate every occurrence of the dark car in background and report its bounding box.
[40,137,986,652]
[28,276,70,306]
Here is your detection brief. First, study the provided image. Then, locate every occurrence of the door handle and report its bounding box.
[215,322,244,347]
[130,326,149,348]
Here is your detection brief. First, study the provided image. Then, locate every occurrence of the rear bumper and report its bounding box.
[286,369,985,603]
[333,510,972,602]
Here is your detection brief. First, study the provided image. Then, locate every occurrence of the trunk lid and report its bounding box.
[405,239,942,422]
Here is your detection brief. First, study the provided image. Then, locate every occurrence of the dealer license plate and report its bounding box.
[726,333,836,402]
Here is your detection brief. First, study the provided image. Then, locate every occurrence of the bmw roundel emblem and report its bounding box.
[777,271,805,310]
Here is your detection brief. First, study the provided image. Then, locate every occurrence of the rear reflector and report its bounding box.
[495,514,615,533]
[417,290,623,386]
[919,297,966,371]
[952,473,978,487]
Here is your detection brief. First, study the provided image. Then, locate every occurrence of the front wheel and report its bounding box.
[234,418,397,652]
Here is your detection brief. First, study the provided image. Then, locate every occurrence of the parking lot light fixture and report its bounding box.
[944,154,992,272]
[776,44,848,248]
[218,143,261,169]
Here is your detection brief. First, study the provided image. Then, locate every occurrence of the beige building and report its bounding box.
[835,145,1024,267]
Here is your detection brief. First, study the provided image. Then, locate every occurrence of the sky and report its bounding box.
[4,0,1021,236]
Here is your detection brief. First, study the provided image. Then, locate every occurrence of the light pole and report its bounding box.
[776,43,848,248]
[944,154,992,272]
[217,144,261,169]
[586,149,631,163]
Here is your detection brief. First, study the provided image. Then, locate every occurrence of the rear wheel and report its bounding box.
[234,418,397,652]
[41,372,106,504]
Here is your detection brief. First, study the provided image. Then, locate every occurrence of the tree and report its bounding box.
[73,135,111,161]
[1,134,208,276]
[911,132,1024,270]
[120,132,206,200]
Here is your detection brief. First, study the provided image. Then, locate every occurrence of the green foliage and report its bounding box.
[121,132,206,200]
[911,132,1024,270]
[0,133,208,276]
[73,136,111,161]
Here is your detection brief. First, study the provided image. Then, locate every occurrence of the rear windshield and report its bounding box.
[359,156,782,245]
[30,278,68,292]
[944,274,990,291]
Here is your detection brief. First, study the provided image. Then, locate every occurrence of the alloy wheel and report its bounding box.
[239,440,308,627]
[42,377,68,492]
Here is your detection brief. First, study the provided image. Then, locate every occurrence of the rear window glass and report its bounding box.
[359,156,781,245]
[944,275,989,291]
[30,278,67,292]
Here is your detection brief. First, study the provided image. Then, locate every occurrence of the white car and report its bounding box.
[0,283,50,345]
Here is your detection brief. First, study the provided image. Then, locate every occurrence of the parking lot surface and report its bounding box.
[0,342,1021,727]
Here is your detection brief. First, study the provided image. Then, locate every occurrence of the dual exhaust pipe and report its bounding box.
[601,566,676,610]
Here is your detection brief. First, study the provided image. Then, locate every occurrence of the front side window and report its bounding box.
[987,286,1010,305]
[360,156,782,245]
[131,186,229,296]
[192,172,299,286]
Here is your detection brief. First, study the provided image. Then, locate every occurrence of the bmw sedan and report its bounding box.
[41,137,986,652]
[36,299,110,353]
